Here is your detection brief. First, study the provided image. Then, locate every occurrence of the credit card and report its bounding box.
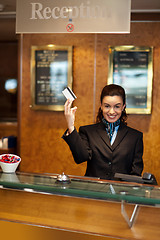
[62,87,77,101]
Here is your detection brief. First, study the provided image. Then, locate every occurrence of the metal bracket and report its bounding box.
[121,200,140,228]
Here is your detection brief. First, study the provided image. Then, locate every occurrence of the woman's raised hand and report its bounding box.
[64,99,77,134]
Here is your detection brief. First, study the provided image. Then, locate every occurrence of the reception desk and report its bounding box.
[0,171,160,240]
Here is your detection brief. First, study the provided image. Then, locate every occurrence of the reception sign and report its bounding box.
[16,0,131,33]
[108,46,153,114]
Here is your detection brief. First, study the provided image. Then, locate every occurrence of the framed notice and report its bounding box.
[31,45,73,111]
[108,46,153,114]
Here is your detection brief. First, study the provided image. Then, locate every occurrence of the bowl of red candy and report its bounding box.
[0,154,21,173]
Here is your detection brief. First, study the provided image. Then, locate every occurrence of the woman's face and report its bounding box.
[101,95,125,123]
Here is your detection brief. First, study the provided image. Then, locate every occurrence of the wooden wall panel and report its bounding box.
[95,22,160,184]
[20,34,96,175]
[19,22,160,184]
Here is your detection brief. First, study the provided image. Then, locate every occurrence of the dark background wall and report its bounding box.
[0,42,18,137]
[18,22,160,184]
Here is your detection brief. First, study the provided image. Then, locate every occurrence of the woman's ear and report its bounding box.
[122,104,126,111]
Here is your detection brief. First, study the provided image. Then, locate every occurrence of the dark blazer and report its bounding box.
[63,121,143,180]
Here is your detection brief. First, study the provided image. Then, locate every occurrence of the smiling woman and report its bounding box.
[96,84,127,124]
[101,96,125,123]
[62,84,144,180]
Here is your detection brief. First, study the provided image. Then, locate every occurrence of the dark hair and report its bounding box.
[96,84,127,124]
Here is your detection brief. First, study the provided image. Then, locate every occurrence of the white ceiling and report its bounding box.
[0,0,160,41]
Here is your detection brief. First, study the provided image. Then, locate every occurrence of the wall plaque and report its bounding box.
[31,45,73,111]
[108,46,153,114]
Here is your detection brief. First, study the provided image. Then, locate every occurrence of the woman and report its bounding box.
[62,84,143,180]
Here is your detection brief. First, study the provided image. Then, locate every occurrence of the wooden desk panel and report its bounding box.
[0,188,160,239]
[0,220,118,240]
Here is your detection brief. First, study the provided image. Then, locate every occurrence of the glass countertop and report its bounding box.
[0,171,160,207]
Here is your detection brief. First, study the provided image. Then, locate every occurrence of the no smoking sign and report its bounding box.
[66,23,74,32]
